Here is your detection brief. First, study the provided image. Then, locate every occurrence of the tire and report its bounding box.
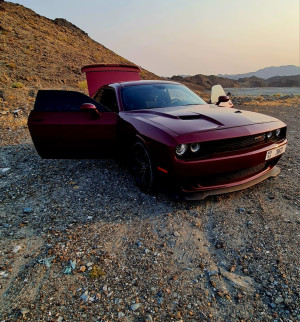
[131,141,155,192]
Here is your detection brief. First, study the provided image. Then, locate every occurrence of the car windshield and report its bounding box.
[121,83,206,111]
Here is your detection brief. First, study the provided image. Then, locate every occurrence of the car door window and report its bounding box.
[95,88,119,113]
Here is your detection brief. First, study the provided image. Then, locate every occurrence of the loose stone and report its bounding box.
[130,303,141,311]
[174,231,180,237]
[80,291,89,301]
[118,312,125,318]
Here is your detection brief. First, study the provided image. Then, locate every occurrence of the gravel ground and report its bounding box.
[0,104,299,321]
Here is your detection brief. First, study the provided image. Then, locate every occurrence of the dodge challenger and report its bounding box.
[28,64,287,199]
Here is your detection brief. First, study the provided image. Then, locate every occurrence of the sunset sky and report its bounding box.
[9,0,300,76]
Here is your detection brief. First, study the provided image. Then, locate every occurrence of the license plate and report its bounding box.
[265,144,286,160]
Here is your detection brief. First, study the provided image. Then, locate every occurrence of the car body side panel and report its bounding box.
[28,111,117,158]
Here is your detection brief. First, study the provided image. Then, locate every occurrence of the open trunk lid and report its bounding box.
[81,64,141,97]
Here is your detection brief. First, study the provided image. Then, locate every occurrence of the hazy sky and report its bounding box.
[8,0,300,76]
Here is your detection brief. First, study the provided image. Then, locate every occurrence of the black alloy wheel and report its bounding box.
[131,141,155,192]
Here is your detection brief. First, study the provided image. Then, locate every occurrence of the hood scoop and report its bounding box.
[177,113,224,126]
[134,109,225,127]
[178,114,203,120]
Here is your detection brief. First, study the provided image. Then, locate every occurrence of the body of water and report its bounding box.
[223,87,300,96]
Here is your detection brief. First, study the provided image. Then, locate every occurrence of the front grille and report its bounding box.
[179,127,286,160]
[190,163,267,188]
[208,134,266,153]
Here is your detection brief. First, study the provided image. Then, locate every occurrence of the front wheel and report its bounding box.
[131,141,155,192]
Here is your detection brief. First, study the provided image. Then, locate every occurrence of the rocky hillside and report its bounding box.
[0,1,159,88]
[0,0,159,114]
[170,74,238,91]
[266,74,300,87]
[237,75,300,88]
[237,76,267,88]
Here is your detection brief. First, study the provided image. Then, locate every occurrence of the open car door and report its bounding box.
[28,90,118,158]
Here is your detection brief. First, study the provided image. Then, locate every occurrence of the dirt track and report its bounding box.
[0,104,299,321]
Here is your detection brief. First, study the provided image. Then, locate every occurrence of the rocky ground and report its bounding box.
[231,95,298,107]
[0,100,299,321]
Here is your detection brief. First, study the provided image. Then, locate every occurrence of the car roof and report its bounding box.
[115,80,181,87]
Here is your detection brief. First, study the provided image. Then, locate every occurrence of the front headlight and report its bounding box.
[266,131,273,139]
[275,129,281,137]
[190,143,200,153]
[175,144,188,156]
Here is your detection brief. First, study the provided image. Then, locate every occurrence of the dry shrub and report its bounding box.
[89,265,106,279]
[78,80,87,90]
[242,97,300,107]
[93,53,101,60]
[7,62,16,69]
[57,33,73,45]
[11,82,24,88]
[57,34,67,42]
[6,93,16,101]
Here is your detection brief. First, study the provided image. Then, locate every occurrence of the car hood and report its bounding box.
[127,104,279,135]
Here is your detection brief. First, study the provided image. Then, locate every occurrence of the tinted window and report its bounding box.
[94,88,119,113]
[121,84,206,111]
[33,90,107,112]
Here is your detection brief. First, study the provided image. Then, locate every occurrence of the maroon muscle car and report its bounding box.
[28,64,287,199]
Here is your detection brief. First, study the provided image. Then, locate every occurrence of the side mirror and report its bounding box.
[80,103,101,119]
[216,95,230,105]
[211,85,234,108]
[80,103,97,111]
[216,96,234,108]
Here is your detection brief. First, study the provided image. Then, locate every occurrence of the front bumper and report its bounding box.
[172,140,287,178]
[181,165,280,200]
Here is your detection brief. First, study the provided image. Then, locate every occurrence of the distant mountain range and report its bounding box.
[171,66,300,90]
[170,74,300,91]
[218,65,300,80]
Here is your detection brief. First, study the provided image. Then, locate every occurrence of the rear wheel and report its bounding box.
[131,141,155,192]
